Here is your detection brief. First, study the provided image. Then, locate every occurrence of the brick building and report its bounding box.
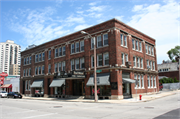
[20,18,159,99]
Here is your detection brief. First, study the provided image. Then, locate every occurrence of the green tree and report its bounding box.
[167,46,180,61]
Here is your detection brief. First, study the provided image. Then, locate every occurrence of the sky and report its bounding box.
[0,0,179,64]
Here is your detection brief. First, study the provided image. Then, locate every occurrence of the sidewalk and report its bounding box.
[22,90,180,104]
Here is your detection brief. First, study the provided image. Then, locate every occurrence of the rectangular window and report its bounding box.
[134,74,137,88]
[55,48,58,57]
[147,60,149,67]
[97,35,102,47]
[27,57,29,64]
[48,50,51,59]
[42,66,44,74]
[121,34,123,46]
[91,38,94,49]
[148,46,151,54]
[38,66,41,75]
[63,46,66,56]
[42,53,45,61]
[121,53,124,65]
[25,81,28,90]
[80,40,84,51]
[48,64,51,74]
[91,55,94,67]
[152,47,154,55]
[136,40,138,50]
[124,35,127,46]
[55,63,58,72]
[150,61,152,70]
[154,76,156,87]
[80,57,85,69]
[103,33,108,46]
[35,67,38,75]
[103,53,109,65]
[138,75,141,88]
[133,56,136,67]
[26,69,28,76]
[140,58,143,68]
[137,58,140,67]
[125,54,128,62]
[148,76,150,88]
[59,47,62,56]
[146,45,148,54]
[23,69,25,76]
[71,59,75,70]
[29,56,32,64]
[62,61,65,71]
[76,42,79,52]
[75,58,80,69]
[35,54,38,62]
[132,39,135,49]
[153,62,155,70]
[141,75,144,88]
[71,43,75,54]
[24,58,26,65]
[151,76,153,87]
[29,68,31,76]
[58,62,61,72]
[139,42,142,51]
[28,80,31,90]
[39,53,41,61]
[97,54,103,66]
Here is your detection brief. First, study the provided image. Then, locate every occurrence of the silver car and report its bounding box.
[0,91,8,98]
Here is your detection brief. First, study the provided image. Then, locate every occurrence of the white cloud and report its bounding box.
[74,24,90,31]
[132,5,144,12]
[89,2,97,6]
[66,15,85,23]
[128,0,179,63]
[87,6,106,12]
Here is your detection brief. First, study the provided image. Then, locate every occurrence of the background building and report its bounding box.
[0,40,21,75]
[9,64,20,75]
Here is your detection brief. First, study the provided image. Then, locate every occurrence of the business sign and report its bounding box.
[0,80,4,85]
[0,72,8,77]
[71,71,84,75]
[72,75,85,78]
[0,77,4,81]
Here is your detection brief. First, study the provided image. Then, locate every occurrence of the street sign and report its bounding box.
[96,70,102,73]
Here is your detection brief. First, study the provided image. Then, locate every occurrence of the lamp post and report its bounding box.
[81,31,98,102]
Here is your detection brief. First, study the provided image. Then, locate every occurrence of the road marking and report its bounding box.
[24,113,58,119]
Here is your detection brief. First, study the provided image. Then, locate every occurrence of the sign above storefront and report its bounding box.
[0,72,8,77]
[71,71,84,75]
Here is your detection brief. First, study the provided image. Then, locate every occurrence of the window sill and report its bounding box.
[132,49,143,53]
[146,53,155,57]
[121,45,128,48]
[23,64,31,66]
[54,55,65,59]
[70,51,84,55]
[91,65,110,69]
[35,60,44,63]
[91,45,109,50]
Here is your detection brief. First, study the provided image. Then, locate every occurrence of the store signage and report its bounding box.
[71,71,84,75]
[0,72,8,77]
[72,75,85,78]
[0,77,4,80]
[60,75,68,78]
[96,70,102,73]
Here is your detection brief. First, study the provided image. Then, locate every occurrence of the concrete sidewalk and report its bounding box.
[22,90,180,103]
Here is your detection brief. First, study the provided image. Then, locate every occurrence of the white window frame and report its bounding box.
[146,45,148,54]
[35,54,38,62]
[75,58,80,69]
[152,47,154,56]
[125,54,128,62]
[103,52,109,66]
[137,57,140,67]
[153,61,155,70]
[55,48,58,57]
[42,65,44,74]
[48,50,51,59]
[42,52,45,61]
[154,76,156,87]
[75,42,79,53]
[141,75,144,88]
[140,58,143,68]
[134,74,138,88]
[80,57,85,69]
[97,54,103,66]
[148,76,150,88]
[39,53,41,61]
[58,62,61,72]
[71,59,75,71]
[103,33,108,46]
[62,61,65,71]
[54,63,58,72]
[59,47,62,56]
[124,35,127,47]
[97,35,102,48]
[121,53,124,65]
[121,34,123,46]
[91,38,94,49]
[29,68,31,76]
[35,67,38,75]
[62,46,66,56]
[29,56,32,64]
[91,55,94,68]
[150,61,152,70]
[133,56,136,67]
[138,75,141,88]
[148,46,151,54]
[38,66,41,75]
[139,42,142,51]
[132,39,135,49]
[136,40,138,50]
[151,76,153,88]
[80,40,84,51]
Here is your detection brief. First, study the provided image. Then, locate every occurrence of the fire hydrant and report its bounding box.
[139,94,142,100]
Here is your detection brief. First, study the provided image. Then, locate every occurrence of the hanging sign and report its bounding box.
[0,72,8,77]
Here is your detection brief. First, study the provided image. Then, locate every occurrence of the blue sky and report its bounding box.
[0,0,179,64]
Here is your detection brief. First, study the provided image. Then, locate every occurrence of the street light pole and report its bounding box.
[81,31,98,102]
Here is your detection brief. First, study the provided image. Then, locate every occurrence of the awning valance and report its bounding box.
[86,73,110,86]
[49,78,65,87]
[31,80,43,88]
[122,78,135,83]
[1,84,12,88]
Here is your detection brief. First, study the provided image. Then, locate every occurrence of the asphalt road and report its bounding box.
[0,92,180,119]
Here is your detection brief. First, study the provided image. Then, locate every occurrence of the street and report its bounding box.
[0,92,180,119]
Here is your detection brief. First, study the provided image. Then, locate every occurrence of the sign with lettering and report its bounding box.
[72,71,84,75]
[72,75,85,78]
[0,72,8,77]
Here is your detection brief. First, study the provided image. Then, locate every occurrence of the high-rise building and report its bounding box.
[0,40,21,74]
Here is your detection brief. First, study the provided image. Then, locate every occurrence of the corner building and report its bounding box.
[20,19,159,99]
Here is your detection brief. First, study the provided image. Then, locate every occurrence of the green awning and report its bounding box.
[86,73,110,86]
[122,78,135,83]
[31,80,43,88]
[49,78,65,87]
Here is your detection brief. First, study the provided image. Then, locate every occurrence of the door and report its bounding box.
[82,82,85,96]
[48,79,51,95]
[123,83,132,99]
[22,81,25,94]
[73,80,82,96]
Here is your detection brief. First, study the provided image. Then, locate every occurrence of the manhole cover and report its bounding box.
[54,106,62,108]
[144,107,154,109]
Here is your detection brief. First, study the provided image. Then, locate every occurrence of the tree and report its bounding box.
[167,46,180,61]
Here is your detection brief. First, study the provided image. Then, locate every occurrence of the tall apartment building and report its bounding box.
[20,19,158,99]
[0,40,21,74]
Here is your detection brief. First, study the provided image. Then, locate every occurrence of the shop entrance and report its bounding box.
[73,80,84,96]
[123,83,132,99]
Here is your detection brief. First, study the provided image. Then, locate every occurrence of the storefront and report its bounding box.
[30,79,44,97]
[1,84,12,93]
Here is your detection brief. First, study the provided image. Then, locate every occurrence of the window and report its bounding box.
[121,34,123,46]
[62,61,65,71]
[35,67,38,75]
[24,58,26,65]
[42,53,45,61]
[27,57,29,64]
[97,35,102,47]
[97,54,103,66]
[148,76,150,88]
[29,56,32,64]
[71,44,75,54]
[71,59,75,70]
[141,75,144,88]
[48,64,51,74]
[147,60,149,67]
[148,46,151,54]
[121,53,124,65]
[103,33,108,46]
[80,40,84,51]
[91,38,94,49]
[48,50,51,59]
[28,80,31,90]
[63,46,66,56]
[55,48,58,57]
[38,66,41,75]
[138,75,141,88]
[153,62,155,70]
[58,62,61,72]
[152,47,154,55]
[75,58,80,69]
[125,54,128,62]
[76,42,79,52]
[151,76,153,87]
[146,45,148,54]
[136,40,138,50]
[134,74,137,88]
[25,80,28,90]
[26,69,28,76]
[80,57,85,69]
[42,66,44,74]
[35,54,38,62]
[91,55,94,67]
[140,58,143,68]
[104,53,109,65]
[132,39,135,49]
[23,69,25,76]
[124,35,127,47]
[54,63,58,72]
[137,58,140,67]
[59,47,62,56]
[39,54,41,61]
[154,76,156,87]
[139,42,142,51]
[133,56,136,67]
[29,68,31,76]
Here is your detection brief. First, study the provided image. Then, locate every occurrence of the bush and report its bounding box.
[174,77,179,83]
[159,77,178,84]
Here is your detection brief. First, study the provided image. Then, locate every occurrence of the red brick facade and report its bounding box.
[20,19,159,99]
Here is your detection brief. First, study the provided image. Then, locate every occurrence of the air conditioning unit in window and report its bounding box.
[147,65,151,71]
[126,61,132,68]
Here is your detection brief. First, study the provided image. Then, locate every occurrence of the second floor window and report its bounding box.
[63,46,66,56]
[104,53,109,65]
[133,56,136,67]
[80,57,85,69]
[42,66,44,74]
[124,35,127,47]
[76,42,79,52]
[54,63,58,72]
[27,57,29,64]
[71,59,75,70]
[103,34,108,46]
[55,48,58,57]
[29,68,31,76]
[35,67,38,75]
[139,42,142,51]
[132,39,135,49]
[136,40,138,50]
[62,61,65,71]
[35,54,38,62]
[48,64,51,73]
[38,66,41,75]
[152,47,154,55]
[121,53,124,65]
[97,54,102,66]
[137,58,140,67]
[71,44,75,54]
[29,56,32,64]
[48,50,51,59]
[58,62,61,72]
[39,54,41,61]
[42,53,45,61]
[146,45,148,53]
[75,58,80,69]
[59,47,62,56]
[140,58,143,68]
[91,38,94,49]
[80,40,84,51]
[97,35,102,47]
[121,34,123,46]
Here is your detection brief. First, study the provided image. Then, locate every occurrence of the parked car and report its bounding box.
[0,91,8,98]
[7,92,22,99]
[159,83,163,90]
